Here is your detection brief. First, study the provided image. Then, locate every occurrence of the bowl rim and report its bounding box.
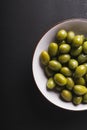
[32,18,87,111]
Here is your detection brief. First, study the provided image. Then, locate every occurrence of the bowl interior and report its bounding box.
[33,19,87,111]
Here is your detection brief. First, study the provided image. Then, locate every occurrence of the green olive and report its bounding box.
[59,43,71,54]
[83,41,87,54]
[54,73,67,86]
[61,89,72,101]
[58,54,70,64]
[59,40,67,45]
[74,65,86,78]
[45,66,54,77]
[83,63,87,71]
[40,51,50,65]
[68,59,78,70]
[48,42,58,57]
[48,60,62,71]
[47,78,56,89]
[83,93,87,103]
[81,35,85,42]
[72,35,83,47]
[57,29,67,41]
[67,31,75,43]
[73,85,87,96]
[60,67,72,77]
[66,77,74,90]
[75,77,86,86]
[77,54,87,64]
[73,96,82,105]
[70,46,82,57]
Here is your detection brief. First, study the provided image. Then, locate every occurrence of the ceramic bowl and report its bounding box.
[32,19,87,111]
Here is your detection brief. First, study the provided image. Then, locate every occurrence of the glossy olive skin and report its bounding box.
[66,77,74,90]
[81,35,85,41]
[75,77,86,86]
[48,42,58,57]
[70,46,82,57]
[45,66,54,77]
[77,54,87,64]
[58,54,70,64]
[83,63,87,71]
[67,31,75,43]
[61,90,72,102]
[83,41,87,54]
[59,40,67,45]
[60,67,72,77]
[72,35,83,47]
[73,96,82,105]
[74,65,86,78]
[40,51,50,65]
[47,78,56,89]
[83,93,87,103]
[48,60,62,71]
[73,85,87,96]
[59,43,71,54]
[54,73,67,86]
[57,29,67,41]
[68,59,78,70]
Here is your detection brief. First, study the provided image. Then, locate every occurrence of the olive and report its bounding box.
[59,43,71,54]
[54,73,67,86]
[48,42,58,57]
[68,59,78,70]
[75,77,86,86]
[48,60,62,71]
[45,66,54,77]
[83,41,87,54]
[58,54,70,64]
[74,65,86,78]
[77,54,87,64]
[40,51,50,65]
[67,31,75,43]
[61,89,72,102]
[81,35,85,42]
[57,29,67,41]
[73,96,82,105]
[70,46,82,57]
[66,77,74,90]
[83,63,87,71]
[59,40,67,45]
[73,85,87,96]
[60,67,72,77]
[72,35,83,47]
[47,78,56,89]
[83,93,87,103]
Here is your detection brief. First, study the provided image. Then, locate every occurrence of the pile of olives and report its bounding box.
[40,29,87,105]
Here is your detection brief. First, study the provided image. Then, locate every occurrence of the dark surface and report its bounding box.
[1,0,87,129]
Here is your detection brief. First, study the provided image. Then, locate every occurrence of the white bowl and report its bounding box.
[32,19,87,111]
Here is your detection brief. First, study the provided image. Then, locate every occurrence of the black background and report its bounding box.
[1,0,87,129]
